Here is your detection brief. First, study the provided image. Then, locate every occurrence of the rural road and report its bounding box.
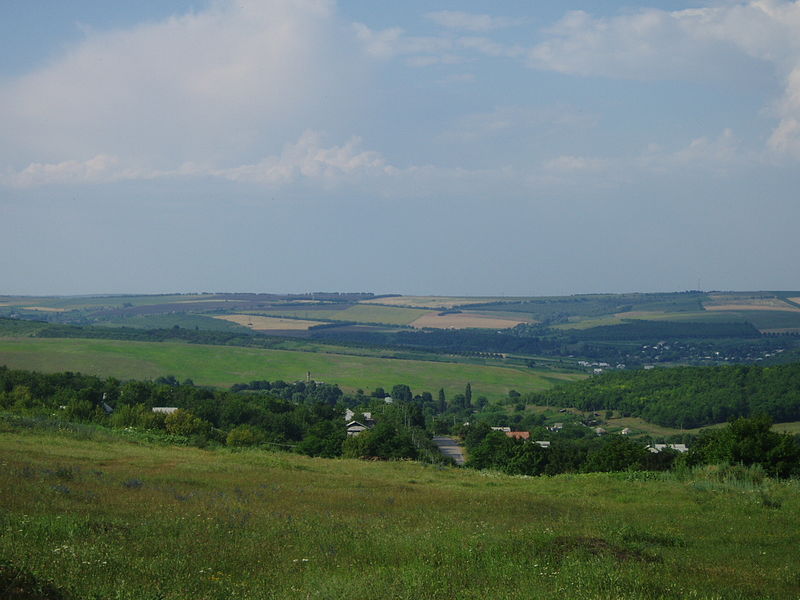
[433,436,466,466]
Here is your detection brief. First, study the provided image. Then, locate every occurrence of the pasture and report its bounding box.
[1,427,798,599]
[0,338,579,399]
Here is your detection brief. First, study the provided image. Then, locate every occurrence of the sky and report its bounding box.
[1,0,799,296]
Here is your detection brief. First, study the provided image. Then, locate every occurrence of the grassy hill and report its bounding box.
[1,424,798,599]
[0,337,579,398]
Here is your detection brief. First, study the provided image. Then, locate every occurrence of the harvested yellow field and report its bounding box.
[410,312,528,330]
[703,294,799,312]
[362,296,504,309]
[21,306,66,312]
[704,301,800,312]
[213,314,326,331]
[790,297,800,304]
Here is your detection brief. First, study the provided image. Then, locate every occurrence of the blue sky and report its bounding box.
[1,0,799,296]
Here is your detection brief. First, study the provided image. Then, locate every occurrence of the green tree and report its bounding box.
[582,435,649,473]
[437,388,446,413]
[391,384,412,404]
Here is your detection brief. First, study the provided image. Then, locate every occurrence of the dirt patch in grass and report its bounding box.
[213,314,325,331]
[410,312,529,330]
[545,536,661,563]
[0,562,72,600]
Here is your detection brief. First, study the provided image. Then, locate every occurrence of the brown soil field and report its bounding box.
[410,312,528,330]
[21,306,66,312]
[790,297,800,304]
[212,314,325,331]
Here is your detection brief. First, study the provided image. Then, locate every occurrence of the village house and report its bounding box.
[345,421,371,437]
[649,443,688,453]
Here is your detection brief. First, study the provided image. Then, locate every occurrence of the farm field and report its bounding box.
[247,304,429,325]
[0,294,211,310]
[0,338,580,398]
[97,313,252,332]
[1,428,798,600]
[551,311,738,331]
[410,312,530,330]
[213,314,326,331]
[360,296,515,309]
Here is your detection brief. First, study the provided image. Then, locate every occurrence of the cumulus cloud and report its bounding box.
[210,131,390,185]
[528,1,800,158]
[2,131,392,188]
[1,155,148,187]
[0,0,358,170]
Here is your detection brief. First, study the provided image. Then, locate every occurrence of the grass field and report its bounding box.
[1,427,798,599]
[0,338,580,398]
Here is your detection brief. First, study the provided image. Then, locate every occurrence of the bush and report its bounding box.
[226,424,265,447]
[164,409,211,437]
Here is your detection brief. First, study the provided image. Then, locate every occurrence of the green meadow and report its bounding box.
[1,426,798,599]
[0,338,578,398]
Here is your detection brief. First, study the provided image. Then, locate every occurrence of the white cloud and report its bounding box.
[543,155,607,172]
[353,23,452,61]
[425,11,527,32]
[527,1,800,159]
[211,131,390,185]
[0,0,358,170]
[2,131,391,188]
[1,155,150,187]
[353,23,523,66]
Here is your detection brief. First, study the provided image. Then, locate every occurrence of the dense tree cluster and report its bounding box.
[463,417,800,478]
[530,363,800,428]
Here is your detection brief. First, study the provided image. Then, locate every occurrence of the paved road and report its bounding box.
[432,435,466,465]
